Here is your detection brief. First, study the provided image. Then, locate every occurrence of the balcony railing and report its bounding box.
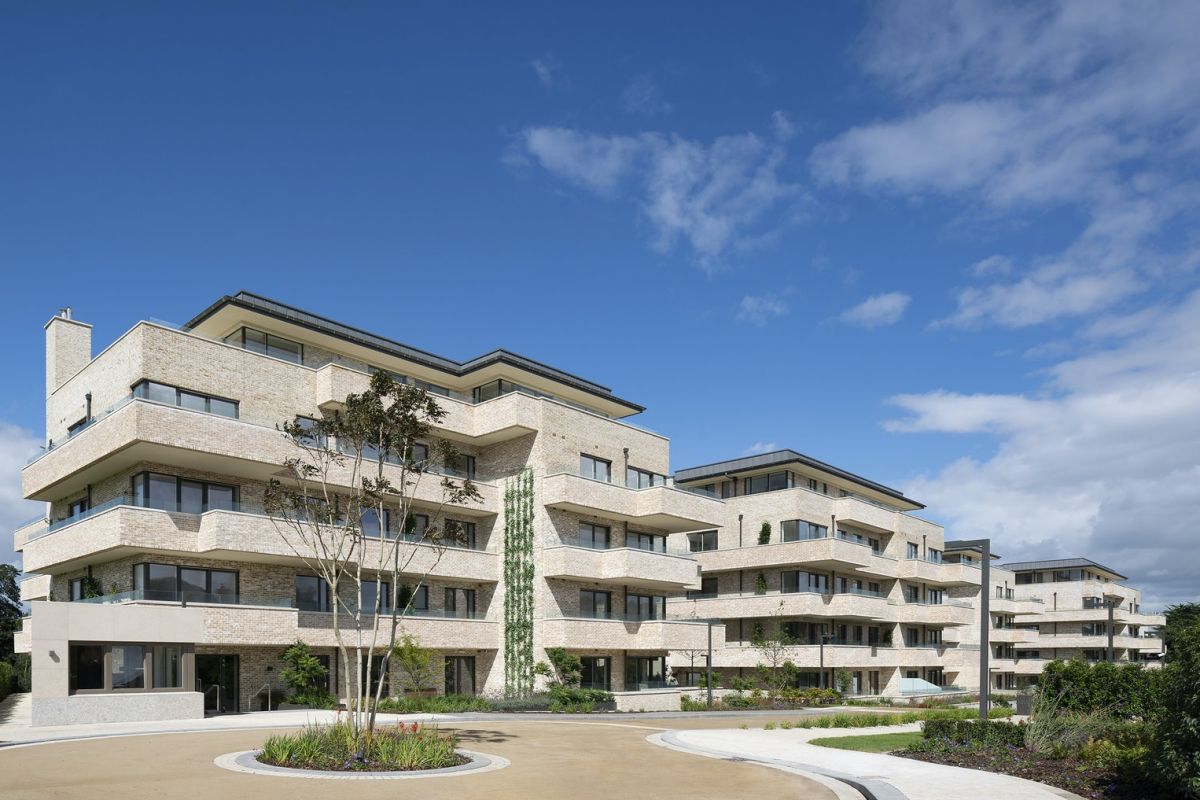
[71,589,487,618]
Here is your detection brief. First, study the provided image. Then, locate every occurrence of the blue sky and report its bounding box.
[2,2,1198,606]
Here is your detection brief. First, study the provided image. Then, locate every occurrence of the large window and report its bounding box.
[445,656,476,695]
[625,593,666,621]
[580,656,611,690]
[361,580,392,614]
[296,575,331,612]
[132,380,238,418]
[223,327,303,364]
[782,571,829,594]
[444,588,476,618]
[625,656,666,690]
[687,576,717,600]
[578,522,610,550]
[580,589,612,619]
[742,471,792,496]
[69,643,191,694]
[133,563,238,603]
[781,519,827,542]
[131,472,238,514]
[361,508,391,538]
[627,531,666,553]
[626,467,666,489]
[580,454,612,482]
[688,530,718,552]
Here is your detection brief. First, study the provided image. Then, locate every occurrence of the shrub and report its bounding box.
[754,573,768,595]
[681,696,708,711]
[1154,620,1200,797]
[1037,657,1164,717]
[486,694,556,712]
[728,675,756,692]
[0,661,14,703]
[921,718,1025,748]
[758,522,771,545]
[377,694,492,714]
[287,688,337,709]
[393,635,439,694]
[548,686,613,712]
[279,641,328,696]
[259,721,461,771]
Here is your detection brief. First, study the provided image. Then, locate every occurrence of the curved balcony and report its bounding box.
[542,545,701,590]
[20,502,498,581]
[541,473,725,533]
[682,590,891,622]
[540,616,716,651]
[897,558,981,587]
[887,600,974,626]
[834,495,900,533]
[22,399,498,516]
[693,537,874,574]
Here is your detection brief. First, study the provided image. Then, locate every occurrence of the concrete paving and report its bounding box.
[661,724,1084,800]
[0,717,841,800]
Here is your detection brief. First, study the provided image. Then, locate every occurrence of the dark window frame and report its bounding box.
[132,380,239,419]
[222,326,304,365]
[68,642,195,695]
[130,472,240,514]
[580,454,612,483]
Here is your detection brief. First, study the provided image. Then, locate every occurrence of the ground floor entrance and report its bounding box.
[195,654,239,715]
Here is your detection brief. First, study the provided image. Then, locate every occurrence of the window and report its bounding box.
[70,645,105,692]
[67,417,90,436]
[447,519,478,549]
[688,530,718,552]
[68,497,90,517]
[580,656,610,690]
[627,531,666,552]
[687,576,718,600]
[69,577,86,602]
[578,522,610,550]
[362,655,388,696]
[294,416,325,447]
[133,563,238,603]
[444,588,476,618]
[1083,623,1108,636]
[361,580,392,614]
[807,478,829,494]
[411,378,451,397]
[625,594,666,621]
[69,643,191,695]
[781,519,827,542]
[580,454,612,482]
[906,542,920,559]
[131,473,239,514]
[110,645,145,689]
[361,508,391,538]
[720,481,733,499]
[927,548,943,563]
[579,589,612,619]
[742,471,792,496]
[152,646,182,688]
[403,513,430,541]
[410,585,429,612]
[926,629,943,645]
[782,571,828,594]
[625,656,666,690]
[223,327,303,364]
[905,585,920,602]
[445,453,476,480]
[408,442,430,465]
[927,589,944,605]
[133,380,239,418]
[445,656,475,695]
[626,467,666,489]
[296,575,331,612]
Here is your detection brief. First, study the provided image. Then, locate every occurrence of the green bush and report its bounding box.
[0,660,14,703]
[681,696,708,711]
[486,694,556,712]
[260,721,461,771]
[1154,621,1200,797]
[286,688,337,709]
[1038,657,1163,717]
[921,718,1025,748]
[548,686,613,712]
[377,694,492,713]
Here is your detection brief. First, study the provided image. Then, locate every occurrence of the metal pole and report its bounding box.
[820,637,825,688]
[706,621,714,708]
[979,540,990,722]
[1108,600,1115,662]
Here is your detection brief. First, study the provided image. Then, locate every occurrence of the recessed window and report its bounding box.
[295,575,331,612]
[687,530,718,552]
[444,587,476,618]
[132,380,239,418]
[742,471,792,496]
[625,593,666,621]
[578,522,610,550]
[133,563,238,603]
[131,472,239,514]
[69,645,105,691]
[626,466,666,489]
[224,327,303,364]
[627,531,666,552]
[906,542,920,559]
[579,589,611,618]
[361,580,392,614]
[70,643,188,694]
[580,454,612,482]
[781,519,827,542]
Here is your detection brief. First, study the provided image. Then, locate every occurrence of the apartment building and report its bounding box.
[667,451,984,696]
[14,293,722,725]
[11,294,1167,725]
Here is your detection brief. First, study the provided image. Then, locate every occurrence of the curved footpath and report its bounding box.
[655,724,1084,800]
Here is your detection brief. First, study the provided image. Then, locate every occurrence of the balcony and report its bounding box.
[1033,633,1152,650]
[22,399,499,515]
[985,627,1042,644]
[541,473,725,533]
[834,495,900,533]
[990,596,1045,616]
[540,616,716,651]
[542,545,701,590]
[897,558,982,587]
[887,600,974,626]
[19,574,51,602]
[693,536,875,574]
[20,501,499,581]
[683,589,891,621]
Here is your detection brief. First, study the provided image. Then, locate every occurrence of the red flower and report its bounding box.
[410,722,419,734]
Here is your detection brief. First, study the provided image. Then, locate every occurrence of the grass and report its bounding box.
[763,707,1012,730]
[259,721,463,771]
[809,731,924,752]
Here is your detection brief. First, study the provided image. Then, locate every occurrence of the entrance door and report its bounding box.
[196,654,239,714]
[444,657,476,696]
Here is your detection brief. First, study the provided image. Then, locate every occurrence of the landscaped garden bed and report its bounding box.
[258,721,465,772]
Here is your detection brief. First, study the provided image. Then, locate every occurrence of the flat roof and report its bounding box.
[944,540,1002,560]
[673,449,923,508]
[998,557,1127,581]
[185,292,645,414]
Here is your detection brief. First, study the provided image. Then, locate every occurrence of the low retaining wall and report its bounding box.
[33,691,204,727]
[611,688,680,712]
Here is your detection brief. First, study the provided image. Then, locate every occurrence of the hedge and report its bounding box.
[923,718,1026,748]
[0,661,15,704]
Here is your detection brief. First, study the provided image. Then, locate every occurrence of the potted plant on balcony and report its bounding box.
[758,522,771,545]
[754,573,768,595]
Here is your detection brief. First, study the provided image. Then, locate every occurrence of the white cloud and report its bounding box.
[886,290,1200,608]
[530,56,567,89]
[840,292,911,328]
[0,421,43,569]
[516,121,806,269]
[736,293,789,326]
[742,441,779,456]
[970,255,1012,278]
[771,111,796,141]
[620,74,673,116]
[812,1,1200,329]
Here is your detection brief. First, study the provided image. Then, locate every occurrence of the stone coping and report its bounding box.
[214,748,508,780]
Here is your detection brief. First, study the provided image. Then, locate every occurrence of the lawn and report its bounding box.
[808,731,924,752]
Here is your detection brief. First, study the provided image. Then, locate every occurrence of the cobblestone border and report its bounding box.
[213,748,509,780]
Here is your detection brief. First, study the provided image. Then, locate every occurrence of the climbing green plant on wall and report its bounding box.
[503,467,535,698]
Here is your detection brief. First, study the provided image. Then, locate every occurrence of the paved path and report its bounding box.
[0,717,841,800]
[660,724,1082,800]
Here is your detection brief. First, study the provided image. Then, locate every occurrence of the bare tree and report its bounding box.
[265,371,481,746]
[752,601,799,693]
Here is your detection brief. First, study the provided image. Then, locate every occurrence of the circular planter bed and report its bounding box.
[214,749,508,780]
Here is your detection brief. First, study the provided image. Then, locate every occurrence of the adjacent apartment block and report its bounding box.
[12,293,1166,725]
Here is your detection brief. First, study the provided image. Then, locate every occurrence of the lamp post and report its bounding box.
[706,619,714,709]
[819,632,834,689]
[950,538,992,721]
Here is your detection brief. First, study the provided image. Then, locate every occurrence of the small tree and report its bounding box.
[758,522,771,545]
[1155,619,1200,796]
[835,669,854,696]
[280,641,329,701]
[0,565,20,661]
[753,602,799,693]
[393,635,439,694]
[536,647,582,688]
[754,573,768,595]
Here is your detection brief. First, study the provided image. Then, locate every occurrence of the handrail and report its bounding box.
[202,683,221,714]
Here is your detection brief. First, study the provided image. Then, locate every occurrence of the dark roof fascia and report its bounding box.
[184,292,645,413]
[998,557,1128,581]
[943,540,1002,560]
[674,449,923,509]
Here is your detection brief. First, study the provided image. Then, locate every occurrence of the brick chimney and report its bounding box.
[45,307,92,395]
